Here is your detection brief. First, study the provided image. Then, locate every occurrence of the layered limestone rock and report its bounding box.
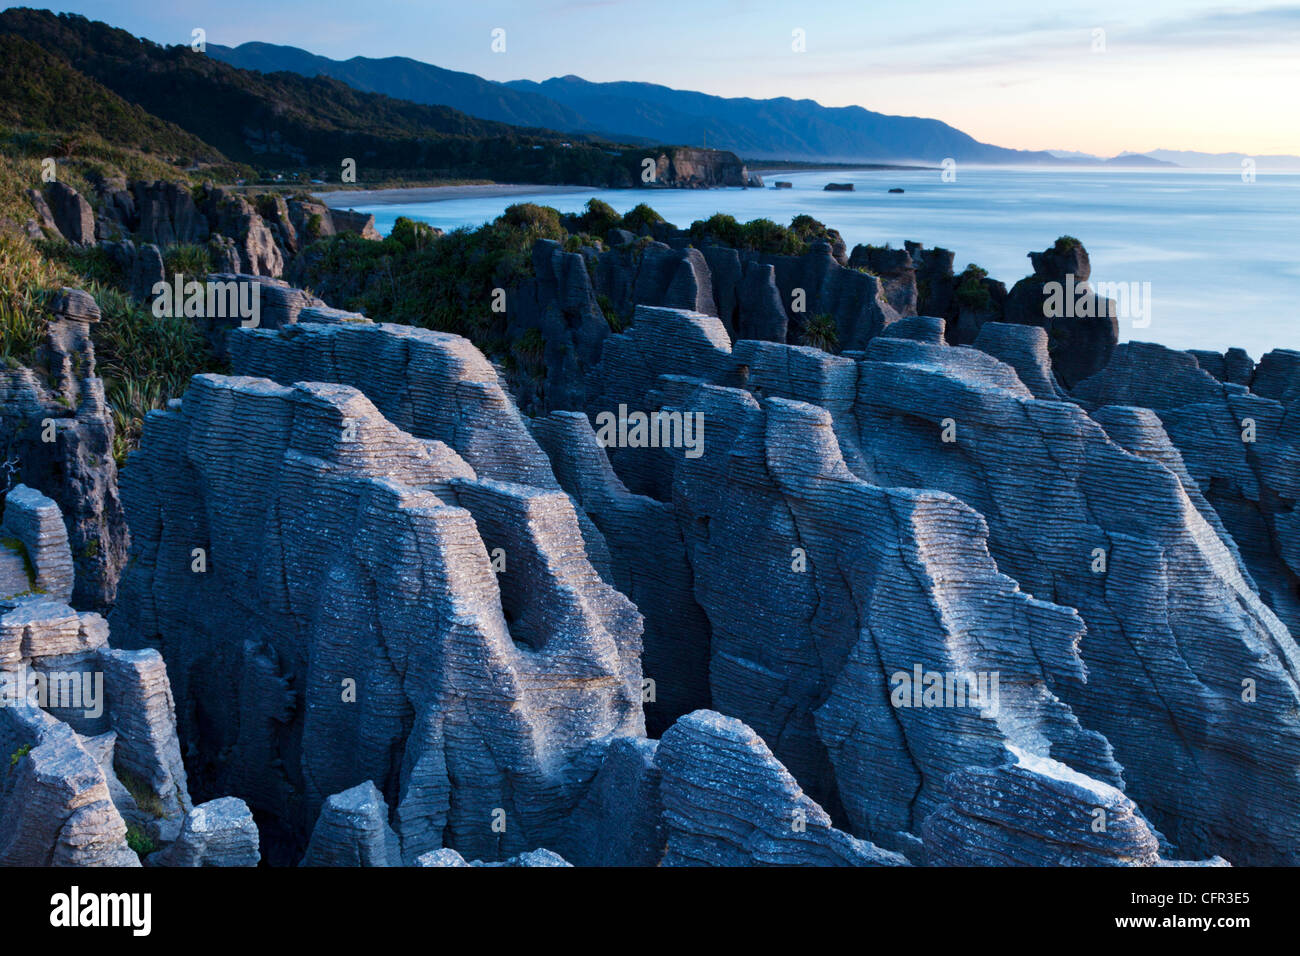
[0,289,127,608]
[131,181,209,247]
[110,373,644,864]
[647,148,754,188]
[1074,341,1300,638]
[561,736,664,866]
[504,236,899,415]
[669,387,1121,855]
[151,797,261,866]
[0,484,74,603]
[193,274,325,360]
[1002,240,1117,386]
[24,187,59,239]
[228,313,707,736]
[415,847,571,867]
[0,702,138,866]
[501,234,1114,416]
[922,747,1221,866]
[0,596,253,865]
[228,315,563,493]
[45,182,96,245]
[300,781,401,867]
[533,410,711,735]
[581,304,1300,865]
[972,322,1067,400]
[203,189,284,277]
[654,710,907,866]
[25,254,1288,868]
[833,334,1299,864]
[328,209,383,241]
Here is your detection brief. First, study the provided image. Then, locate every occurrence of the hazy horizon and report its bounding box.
[26,0,1300,158]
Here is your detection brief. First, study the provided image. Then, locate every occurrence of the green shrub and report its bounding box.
[501,203,565,237]
[620,203,666,233]
[575,198,621,236]
[388,216,440,251]
[8,743,31,769]
[955,264,992,311]
[800,313,839,353]
[125,825,156,857]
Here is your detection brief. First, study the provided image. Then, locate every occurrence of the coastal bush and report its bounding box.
[501,203,566,236]
[621,202,666,233]
[956,264,992,311]
[297,204,570,347]
[388,216,440,252]
[688,213,834,255]
[574,198,622,236]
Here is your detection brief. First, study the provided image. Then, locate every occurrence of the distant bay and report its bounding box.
[321,167,1300,358]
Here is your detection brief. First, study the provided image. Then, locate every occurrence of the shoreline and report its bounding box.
[316,183,589,207]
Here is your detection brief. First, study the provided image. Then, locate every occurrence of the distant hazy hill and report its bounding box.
[1144,149,1300,171]
[1046,150,1178,168]
[208,41,1060,165]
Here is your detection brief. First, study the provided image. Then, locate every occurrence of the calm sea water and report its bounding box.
[336,168,1300,358]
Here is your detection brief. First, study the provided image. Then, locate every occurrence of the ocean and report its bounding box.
[329,167,1300,359]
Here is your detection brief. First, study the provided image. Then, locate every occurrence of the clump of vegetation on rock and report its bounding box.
[800,313,840,353]
[955,264,993,311]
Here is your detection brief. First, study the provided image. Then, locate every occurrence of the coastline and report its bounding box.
[315,183,590,208]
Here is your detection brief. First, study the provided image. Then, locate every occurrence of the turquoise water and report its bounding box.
[338,168,1300,358]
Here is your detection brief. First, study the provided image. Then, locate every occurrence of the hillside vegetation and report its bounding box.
[0,8,654,185]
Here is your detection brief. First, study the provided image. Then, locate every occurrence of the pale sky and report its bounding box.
[36,0,1300,156]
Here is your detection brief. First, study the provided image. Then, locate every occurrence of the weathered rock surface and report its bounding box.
[655,710,907,866]
[13,239,1295,870]
[414,846,572,867]
[1,484,74,603]
[131,180,209,247]
[151,797,261,866]
[300,781,400,867]
[46,182,96,245]
[579,304,1300,865]
[0,702,138,866]
[561,736,664,866]
[1002,240,1117,386]
[110,373,644,864]
[923,747,1210,866]
[0,289,127,608]
[25,188,59,237]
[0,595,247,865]
[1074,341,1300,639]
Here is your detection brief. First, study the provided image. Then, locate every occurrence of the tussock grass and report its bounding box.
[0,235,215,465]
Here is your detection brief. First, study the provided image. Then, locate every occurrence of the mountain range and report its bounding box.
[207,41,1062,166]
[0,8,663,186]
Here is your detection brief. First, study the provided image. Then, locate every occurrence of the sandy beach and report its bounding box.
[315,183,587,208]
